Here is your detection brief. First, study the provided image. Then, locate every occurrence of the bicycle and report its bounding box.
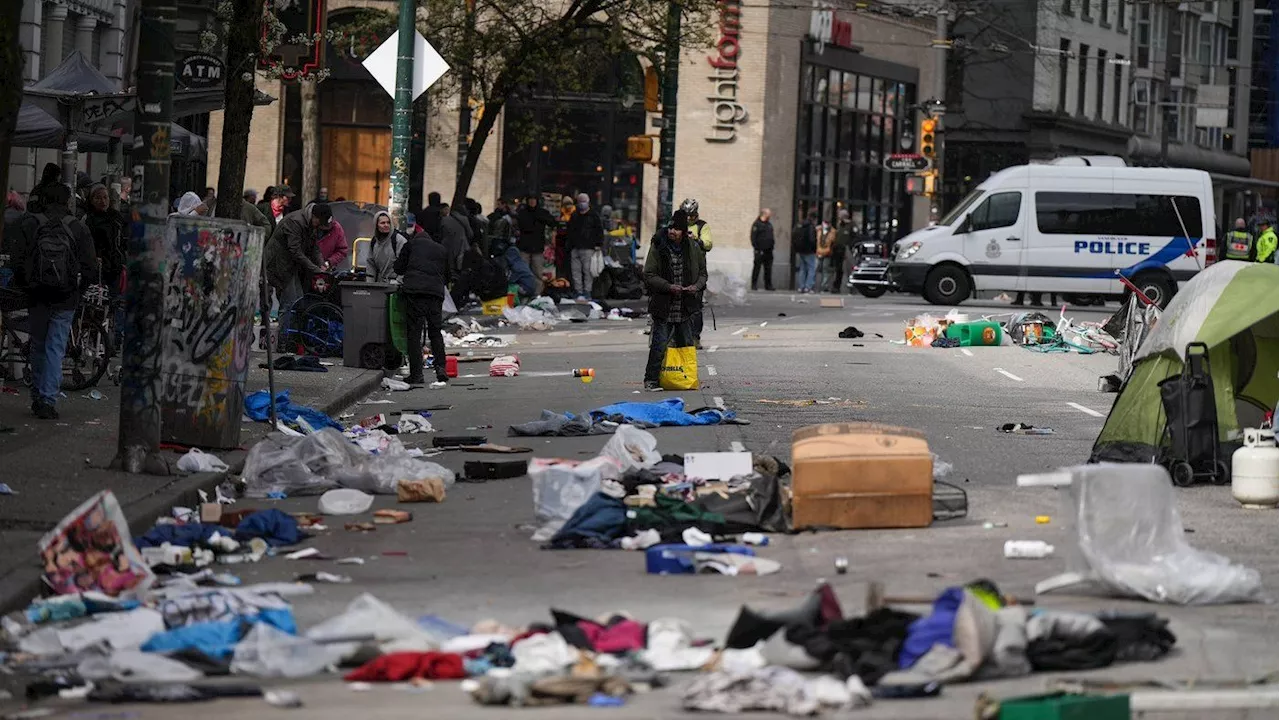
[0,285,114,392]
[280,272,344,357]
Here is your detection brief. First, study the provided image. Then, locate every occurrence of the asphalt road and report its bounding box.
[6,291,1276,720]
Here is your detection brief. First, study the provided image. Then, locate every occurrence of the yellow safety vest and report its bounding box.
[1224,230,1253,261]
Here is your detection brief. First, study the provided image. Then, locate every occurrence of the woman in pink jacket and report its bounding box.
[318,218,349,271]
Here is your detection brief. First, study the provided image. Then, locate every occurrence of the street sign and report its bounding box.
[884,154,932,172]
[363,30,450,101]
[178,53,224,90]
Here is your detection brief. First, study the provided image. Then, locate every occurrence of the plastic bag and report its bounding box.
[330,456,456,494]
[705,271,748,306]
[39,491,155,598]
[231,622,337,678]
[242,429,367,498]
[1041,464,1266,605]
[529,456,618,540]
[600,425,661,472]
[78,649,204,683]
[503,304,559,329]
[176,448,229,474]
[318,489,374,515]
[305,593,442,662]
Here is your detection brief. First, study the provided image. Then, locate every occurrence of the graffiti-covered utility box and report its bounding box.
[160,217,264,449]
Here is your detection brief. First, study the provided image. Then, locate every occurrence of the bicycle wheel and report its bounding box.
[62,320,113,391]
[294,301,344,357]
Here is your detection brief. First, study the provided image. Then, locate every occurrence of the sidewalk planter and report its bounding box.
[159,217,264,449]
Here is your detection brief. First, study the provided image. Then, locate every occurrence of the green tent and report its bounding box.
[1092,260,1278,463]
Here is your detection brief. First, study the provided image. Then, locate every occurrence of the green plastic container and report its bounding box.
[945,320,1003,347]
[388,292,408,356]
[999,693,1129,720]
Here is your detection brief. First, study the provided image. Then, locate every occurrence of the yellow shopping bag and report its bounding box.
[660,346,698,391]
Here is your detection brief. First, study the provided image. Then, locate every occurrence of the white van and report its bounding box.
[889,158,1217,307]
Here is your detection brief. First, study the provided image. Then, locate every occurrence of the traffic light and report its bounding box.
[919,118,937,159]
[626,135,656,163]
[905,175,926,195]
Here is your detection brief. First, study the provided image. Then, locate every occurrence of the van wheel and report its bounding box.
[923,265,970,305]
[1131,272,1175,309]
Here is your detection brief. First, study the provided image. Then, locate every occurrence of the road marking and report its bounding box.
[708,345,719,353]
[713,396,725,409]
[730,441,746,452]
[707,365,718,376]
[732,327,747,336]
[995,368,1024,382]
[960,348,974,357]
[1067,402,1104,417]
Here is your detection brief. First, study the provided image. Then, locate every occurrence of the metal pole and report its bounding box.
[113,0,176,476]
[388,0,416,231]
[930,7,948,223]
[456,1,475,185]
[1159,3,1179,165]
[656,0,680,227]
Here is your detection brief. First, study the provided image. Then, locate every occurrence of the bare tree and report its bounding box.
[213,0,266,220]
[0,1,24,245]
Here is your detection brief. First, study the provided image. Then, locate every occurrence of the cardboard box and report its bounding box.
[791,422,933,529]
[199,503,222,524]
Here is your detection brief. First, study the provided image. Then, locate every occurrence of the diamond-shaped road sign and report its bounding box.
[363,30,450,100]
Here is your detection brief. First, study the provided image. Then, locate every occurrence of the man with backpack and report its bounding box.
[12,184,97,419]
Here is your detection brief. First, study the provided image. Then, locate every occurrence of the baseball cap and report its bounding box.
[275,185,296,198]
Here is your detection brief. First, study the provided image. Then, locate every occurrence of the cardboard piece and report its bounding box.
[199,503,223,524]
[683,451,754,481]
[397,478,446,503]
[819,297,845,308]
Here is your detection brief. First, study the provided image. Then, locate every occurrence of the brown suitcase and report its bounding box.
[791,422,933,529]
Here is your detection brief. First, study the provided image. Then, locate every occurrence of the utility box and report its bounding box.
[341,281,396,369]
[159,217,263,449]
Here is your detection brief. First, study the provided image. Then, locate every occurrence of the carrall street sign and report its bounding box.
[884,154,932,172]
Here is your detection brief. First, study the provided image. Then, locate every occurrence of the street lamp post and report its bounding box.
[388,0,416,230]
[656,0,680,228]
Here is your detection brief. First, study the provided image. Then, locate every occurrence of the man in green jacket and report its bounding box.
[643,210,707,390]
[1256,220,1277,264]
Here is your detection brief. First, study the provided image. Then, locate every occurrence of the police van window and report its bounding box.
[1035,192,1204,237]
[967,192,1022,232]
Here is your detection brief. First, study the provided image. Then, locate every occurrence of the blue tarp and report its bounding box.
[140,607,297,659]
[590,398,735,427]
[898,587,963,668]
[135,510,301,548]
[244,389,343,430]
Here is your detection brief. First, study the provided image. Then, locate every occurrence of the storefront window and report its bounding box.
[794,58,915,242]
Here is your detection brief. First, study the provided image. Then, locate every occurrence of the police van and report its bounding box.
[889,157,1216,308]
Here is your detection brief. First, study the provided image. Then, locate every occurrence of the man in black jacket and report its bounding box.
[566,193,604,299]
[515,195,555,295]
[750,208,775,291]
[12,184,97,419]
[642,210,707,391]
[792,211,818,293]
[394,230,453,386]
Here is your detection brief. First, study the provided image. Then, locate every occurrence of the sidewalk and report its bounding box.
[0,357,383,613]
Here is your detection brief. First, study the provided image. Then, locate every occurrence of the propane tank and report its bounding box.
[1231,428,1279,508]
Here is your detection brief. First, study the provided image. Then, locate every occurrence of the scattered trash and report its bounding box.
[263,690,303,708]
[0,483,15,495]
[838,326,864,339]
[998,423,1055,435]
[295,572,352,584]
[741,532,769,546]
[397,478,446,503]
[344,522,377,532]
[337,557,366,565]
[834,556,849,574]
[1035,515,1051,524]
[1005,540,1055,559]
[683,451,752,481]
[176,448,229,474]
[374,509,413,524]
[285,548,323,560]
[318,489,375,515]
[982,522,1009,529]
[39,491,154,597]
[488,355,520,377]
[83,389,105,400]
[244,389,343,431]
[382,377,411,391]
[397,412,434,434]
[682,527,714,547]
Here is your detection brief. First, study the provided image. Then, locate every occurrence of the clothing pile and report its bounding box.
[509,398,744,437]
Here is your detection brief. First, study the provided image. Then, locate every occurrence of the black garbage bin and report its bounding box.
[341,281,397,369]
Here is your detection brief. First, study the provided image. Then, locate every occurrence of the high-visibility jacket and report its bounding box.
[1224,229,1254,261]
[1257,228,1277,263]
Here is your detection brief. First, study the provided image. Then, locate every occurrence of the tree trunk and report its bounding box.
[0,1,24,250]
[114,0,177,476]
[213,0,264,221]
[300,77,320,203]
[451,95,504,211]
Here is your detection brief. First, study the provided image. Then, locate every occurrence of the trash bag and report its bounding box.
[1041,464,1266,605]
[305,593,443,663]
[600,425,661,472]
[529,456,620,541]
[176,448,230,474]
[660,346,698,391]
[318,489,374,515]
[242,429,367,498]
[330,456,457,494]
[78,650,204,683]
[231,622,338,678]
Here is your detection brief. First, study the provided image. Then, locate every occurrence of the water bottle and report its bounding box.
[1003,540,1054,559]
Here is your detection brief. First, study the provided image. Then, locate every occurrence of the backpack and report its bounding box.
[29,214,79,293]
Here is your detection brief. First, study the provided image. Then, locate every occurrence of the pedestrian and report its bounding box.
[829,210,852,294]
[202,187,217,213]
[680,199,712,345]
[750,208,775,291]
[243,188,259,206]
[1257,219,1277,264]
[487,201,517,257]
[174,191,207,217]
[239,191,271,228]
[311,186,329,205]
[83,184,127,290]
[516,195,555,295]
[394,227,452,386]
[642,209,707,391]
[12,183,96,419]
[118,177,132,212]
[258,185,292,230]
[438,201,473,272]
[555,195,575,278]
[366,211,410,283]
[816,215,836,293]
[793,211,818,293]
[1224,218,1254,262]
[567,193,604,300]
[318,217,349,272]
[419,191,445,239]
[27,163,61,215]
[466,198,488,252]
[264,202,331,348]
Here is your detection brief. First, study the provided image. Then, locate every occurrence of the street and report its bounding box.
[5,290,1273,719]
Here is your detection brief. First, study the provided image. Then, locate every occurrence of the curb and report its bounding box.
[0,369,385,617]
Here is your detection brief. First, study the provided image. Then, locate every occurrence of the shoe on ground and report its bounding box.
[430,380,447,389]
[643,382,662,391]
[32,401,58,420]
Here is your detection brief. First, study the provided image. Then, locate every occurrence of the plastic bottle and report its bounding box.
[1003,540,1054,559]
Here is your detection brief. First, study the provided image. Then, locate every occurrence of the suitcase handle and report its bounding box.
[1184,342,1210,378]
